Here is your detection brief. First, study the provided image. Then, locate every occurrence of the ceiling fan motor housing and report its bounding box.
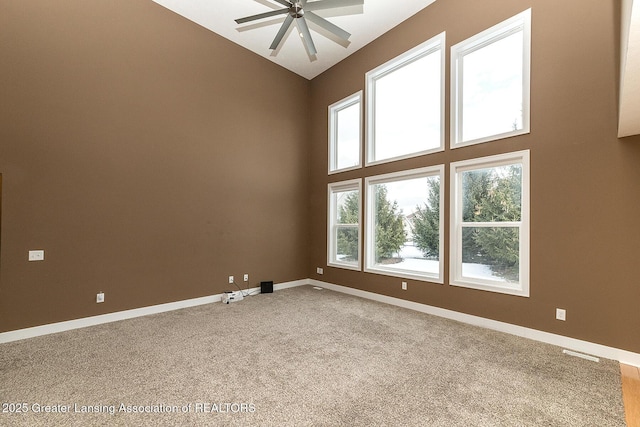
[290,3,304,18]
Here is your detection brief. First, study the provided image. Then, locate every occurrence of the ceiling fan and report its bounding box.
[235,0,364,56]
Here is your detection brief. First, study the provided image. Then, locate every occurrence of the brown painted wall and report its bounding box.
[309,0,640,354]
[2,0,639,355]
[0,0,310,331]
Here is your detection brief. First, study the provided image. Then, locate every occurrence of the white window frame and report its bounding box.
[328,179,362,271]
[451,9,531,148]
[365,32,445,166]
[364,165,445,283]
[450,150,530,297]
[329,91,363,174]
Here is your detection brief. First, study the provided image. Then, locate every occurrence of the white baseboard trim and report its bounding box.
[0,279,308,344]
[3,277,638,368]
[273,279,308,291]
[309,279,640,368]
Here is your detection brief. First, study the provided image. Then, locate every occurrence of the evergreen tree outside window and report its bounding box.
[328,179,361,270]
[365,166,444,283]
[450,151,530,296]
[412,178,441,259]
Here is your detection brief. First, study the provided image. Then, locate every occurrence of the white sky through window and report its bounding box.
[336,102,360,170]
[373,50,441,161]
[458,27,526,143]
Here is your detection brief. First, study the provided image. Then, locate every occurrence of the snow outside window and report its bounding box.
[364,166,444,283]
[450,150,530,296]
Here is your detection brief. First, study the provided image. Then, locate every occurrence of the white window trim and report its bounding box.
[449,150,530,297]
[450,9,531,149]
[329,91,363,174]
[328,179,362,271]
[365,32,446,166]
[364,165,445,283]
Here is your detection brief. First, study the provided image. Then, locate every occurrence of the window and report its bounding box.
[450,151,530,296]
[365,166,444,282]
[366,32,445,165]
[328,179,362,270]
[451,9,531,148]
[329,92,362,173]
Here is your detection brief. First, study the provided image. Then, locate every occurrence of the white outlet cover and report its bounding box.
[96,293,105,303]
[28,250,45,261]
[556,308,566,321]
[243,274,249,282]
[228,276,234,284]
[402,281,408,290]
[317,267,324,274]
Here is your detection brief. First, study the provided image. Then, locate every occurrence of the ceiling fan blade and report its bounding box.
[297,17,317,56]
[272,0,293,6]
[270,14,295,50]
[235,8,288,25]
[305,0,364,12]
[305,11,351,41]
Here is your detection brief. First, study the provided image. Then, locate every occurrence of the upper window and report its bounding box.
[450,150,530,297]
[451,9,531,148]
[364,166,444,283]
[329,92,362,173]
[328,179,362,271]
[366,32,445,165]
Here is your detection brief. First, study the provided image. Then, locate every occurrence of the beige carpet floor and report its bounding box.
[0,285,626,426]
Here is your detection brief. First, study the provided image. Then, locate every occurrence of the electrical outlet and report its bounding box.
[556,308,566,321]
[243,274,249,282]
[316,267,323,275]
[228,276,234,284]
[402,281,408,291]
[96,292,105,303]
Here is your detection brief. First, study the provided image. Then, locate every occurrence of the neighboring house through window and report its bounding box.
[364,166,444,283]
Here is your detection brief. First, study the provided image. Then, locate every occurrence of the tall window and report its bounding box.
[329,92,362,173]
[365,166,444,283]
[451,9,531,148]
[366,32,445,165]
[328,179,362,270]
[450,151,530,296]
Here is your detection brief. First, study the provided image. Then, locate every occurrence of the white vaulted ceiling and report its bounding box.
[151,0,437,80]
